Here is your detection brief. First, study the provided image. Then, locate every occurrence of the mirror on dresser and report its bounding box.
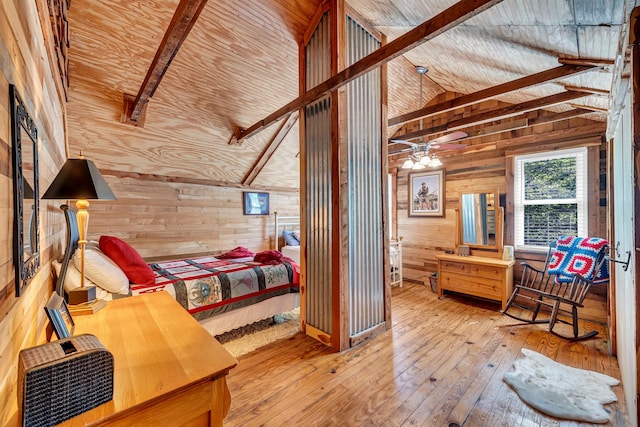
[458,190,503,254]
[11,84,40,296]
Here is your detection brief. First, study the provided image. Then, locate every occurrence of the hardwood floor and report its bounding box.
[224,283,629,426]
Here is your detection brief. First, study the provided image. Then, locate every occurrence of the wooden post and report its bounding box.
[330,0,347,351]
[302,0,390,352]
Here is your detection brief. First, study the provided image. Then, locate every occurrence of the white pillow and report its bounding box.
[86,240,100,250]
[74,246,129,294]
[51,260,109,300]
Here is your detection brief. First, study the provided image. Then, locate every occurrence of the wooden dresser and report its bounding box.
[436,254,515,310]
[58,291,238,427]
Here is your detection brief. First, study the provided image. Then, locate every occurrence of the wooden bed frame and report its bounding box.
[274,211,302,265]
[273,211,300,251]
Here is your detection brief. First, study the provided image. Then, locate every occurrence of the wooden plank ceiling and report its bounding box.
[66,0,628,188]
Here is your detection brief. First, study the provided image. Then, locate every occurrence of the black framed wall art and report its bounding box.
[243,192,269,215]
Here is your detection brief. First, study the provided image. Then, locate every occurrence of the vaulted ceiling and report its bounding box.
[356,0,623,112]
[66,0,631,189]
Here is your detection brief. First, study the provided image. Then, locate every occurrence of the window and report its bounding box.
[514,147,588,250]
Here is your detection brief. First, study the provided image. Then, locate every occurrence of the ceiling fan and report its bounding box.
[392,131,468,169]
[391,65,468,169]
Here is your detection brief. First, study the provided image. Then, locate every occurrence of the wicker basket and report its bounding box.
[428,273,438,293]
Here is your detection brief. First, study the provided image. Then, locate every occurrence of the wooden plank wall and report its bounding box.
[391,91,608,323]
[0,0,69,424]
[87,175,300,260]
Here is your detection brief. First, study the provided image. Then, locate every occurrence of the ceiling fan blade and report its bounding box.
[388,139,415,145]
[388,146,413,155]
[429,142,467,150]
[429,131,468,145]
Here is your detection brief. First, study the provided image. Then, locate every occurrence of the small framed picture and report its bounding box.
[408,169,445,217]
[44,292,75,339]
[243,192,269,215]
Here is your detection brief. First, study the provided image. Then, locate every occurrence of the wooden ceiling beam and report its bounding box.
[388,64,598,127]
[527,108,592,125]
[388,118,527,154]
[559,58,615,67]
[388,108,592,154]
[568,103,609,112]
[242,112,299,186]
[458,118,528,139]
[122,0,209,125]
[453,108,592,142]
[100,169,299,193]
[391,91,588,142]
[234,0,504,142]
[228,126,244,146]
[564,85,609,96]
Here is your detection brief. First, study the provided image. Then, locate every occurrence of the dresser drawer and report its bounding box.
[439,260,502,280]
[439,273,502,300]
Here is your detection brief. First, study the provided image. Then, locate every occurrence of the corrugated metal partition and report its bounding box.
[345,16,384,336]
[304,12,332,334]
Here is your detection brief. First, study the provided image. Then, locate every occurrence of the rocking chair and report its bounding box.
[501,236,609,340]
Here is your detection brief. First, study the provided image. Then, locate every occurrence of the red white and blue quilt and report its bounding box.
[547,236,609,284]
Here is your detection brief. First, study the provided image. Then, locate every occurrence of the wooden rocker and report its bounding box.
[502,242,556,325]
[502,236,609,341]
[547,273,599,340]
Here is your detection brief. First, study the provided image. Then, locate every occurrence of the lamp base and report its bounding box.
[68,299,107,316]
[65,285,97,305]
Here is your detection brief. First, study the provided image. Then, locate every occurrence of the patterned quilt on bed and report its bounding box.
[130,256,299,321]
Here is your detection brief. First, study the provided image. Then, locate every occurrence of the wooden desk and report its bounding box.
[59,292,238,427]
[436,254,515,310]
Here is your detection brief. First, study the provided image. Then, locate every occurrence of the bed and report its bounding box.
[274,211,301,264]
[54,206,300,336]
[133,254,299,335]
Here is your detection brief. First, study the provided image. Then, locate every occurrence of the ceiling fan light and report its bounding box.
[420,155,431,165]
[412,161,426,170]
[401,158,414,169]
[429,156,443,167]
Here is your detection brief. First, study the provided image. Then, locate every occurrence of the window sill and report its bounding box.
[514,247,549,262]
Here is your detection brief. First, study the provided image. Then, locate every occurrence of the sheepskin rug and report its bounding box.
[215,308,299,357]
[503,348,620,423]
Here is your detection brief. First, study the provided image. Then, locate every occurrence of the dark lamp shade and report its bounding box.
[42,158,116,200]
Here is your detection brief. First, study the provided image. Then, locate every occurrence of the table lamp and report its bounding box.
[42,156,116,304]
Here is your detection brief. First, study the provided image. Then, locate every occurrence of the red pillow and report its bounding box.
[253,250,283,264]
[254,250,296,266]
[99,236,155,285]
[217,246,254,259]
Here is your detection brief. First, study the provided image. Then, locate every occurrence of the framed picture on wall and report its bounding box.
[44,292,75,339]
[243,191,270,215]
[408,169,445,217]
